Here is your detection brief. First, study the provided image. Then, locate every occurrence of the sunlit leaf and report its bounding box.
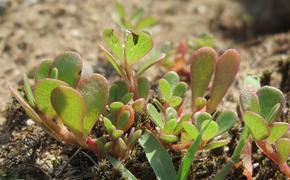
[166,107,177,120]
[195,112,212,130]
[51,86,86,135]
[23,74,35,107]
[35,59,52,81]
[139,130,177,180]
[207,49,240,113]
[182,122,199,140]
[136,51,165,77]
[276,138,290,162]
[103,29,123,60]
[103,117,115,134]
[168,96,182,107]
[159,78,172,100]
[201,120,219,141]
[243,111,269,140]
[204,139,230,150]
[51,52,82,87]
[174,114,192,135]
[216,111,237,135]
[164,118,177,134]
[160,134,178,143]
[147,103,164,129]
[116,105,134,132]
[267,122,288,144]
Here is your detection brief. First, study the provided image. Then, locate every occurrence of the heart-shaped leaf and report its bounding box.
[51,85,86,135]
[147,103,164,129]
[125,31,153,64]
[216,111,237,135]
[267,122,288,144]
[207,49,240,113]
[257,86,285,122]
[183,122,199,140]
[35,59,52,81]
[159,78,172,100]
[276,138,290,162]
[195,112,212,130]
[204,139,230,150]
[34,79,68,119]
[242,111,269,140]
[103,29,123,60]
[201,120,219,141]
[190,47,217,111]
[137,77,150,100]
[77,74,109,137]
[51,52,82,87]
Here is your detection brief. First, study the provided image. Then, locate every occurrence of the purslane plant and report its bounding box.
[10,52,141,159]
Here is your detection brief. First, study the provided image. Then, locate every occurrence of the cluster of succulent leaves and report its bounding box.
[114,1,159,31]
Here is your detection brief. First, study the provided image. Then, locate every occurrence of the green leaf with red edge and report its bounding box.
[103,29,123,60]
[206,49,240,113]
[51,85,86,135]
[35,59,52,81]
[125,31,153,64]
[267,122,288,144]
[243,111,269,140]
[190,47,217,111]
[51,52,82,87]
[257,86,285,122]
[34,79,68,119]
[276,138,290,162]
[77,74,109,137]
[116,110,130,131]
[116,105,134,132]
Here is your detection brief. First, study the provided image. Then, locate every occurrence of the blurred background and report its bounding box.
[0,0,290,122]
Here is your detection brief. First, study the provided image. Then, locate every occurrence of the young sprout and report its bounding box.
[99,29,164,100]
[114,1,159,31]
[10,51,141,160]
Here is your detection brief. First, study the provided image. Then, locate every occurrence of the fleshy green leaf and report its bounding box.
[34,79,68,119]
[257,86,285,122]
[243,111,269,140]
[267,122,288,144]
[35,59,52,81]
[166,107,177,120]
[147,103,164,129]
[190,47,217,111]
[50,67,58,79]
[182,122,199,140]
[125,31,153,64]
[116,110,130,130]
[168,96,182,107]
[132,98,145,112]
[136,17,159,29]
[110,102,124,118]
[112,129,124,139]
[159,78,172,100]
[204,139,230,150]
[103,117,115,134]
[109,80,129,103]
[103,29,123,60]
[23,74,35,107]
[174,114,192,135]
[276,138,290,162]
[120,92,134,104]
[139,130,177,180]
[195,112,212,130]
[207,49,240,113]
[116,105,134,132]
[164,118,177,134]
[216,111,237,135]
[201,120,219,141]
[173,82,188,97]
[77,74,109,137]
[164,71,179,89]
[51,52,82,87]
[160,134,178,143]
[51,86,86,135]
[128,129,142,148]
[137,77,150,99]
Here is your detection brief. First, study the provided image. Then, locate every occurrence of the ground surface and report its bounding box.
[0,0,289,179]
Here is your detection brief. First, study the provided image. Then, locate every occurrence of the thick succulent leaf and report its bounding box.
[116,110,130,130]
[125,31,153,64]
[128,129,142,148]
[166,107,177,120]
[112,129,124,139]
[190,47,217,110]
[164,118,177,134]
[139,130,177,180]
[136,52,165,77]
[103,117,115,134]
[267,122,288,144]
[183,122,199,140]
[136,17,159,29]
[174,114,192,135]
[168,96,182,107]
[132,98,145,112]
[163,71,179,89]
[159,78,172,100]
[173,82,188,97]
[204,139,230,150]
[244,76,260,90]
[115,80,129,96]
[276,138,290,162]
[201,120,219,141]
[257,86,285,122]
[51,86,86,135]
[240,89,260,113]
[147,103,164,129]
[51,52,82,87]
[99,44,126,78]
[243,111,269,140]
[107,156,137,180]
[110,102,124,119]
[160,134,178,143]
[216,111,237,135]
[120,92,134,104]
[116,105,134,132]
[35,59,52,81]
[207,49,240,113]
[77,74,109,137]
[195,112,212,130]
[23,74,35,107]
[34,79,68,119]
[137,77,150,99]
[49,67,58,79]
[109,80,129,103]
[103,29,123,60]
[9,86,42,123]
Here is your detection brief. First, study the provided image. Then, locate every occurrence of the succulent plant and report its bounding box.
[10,51,141,159]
